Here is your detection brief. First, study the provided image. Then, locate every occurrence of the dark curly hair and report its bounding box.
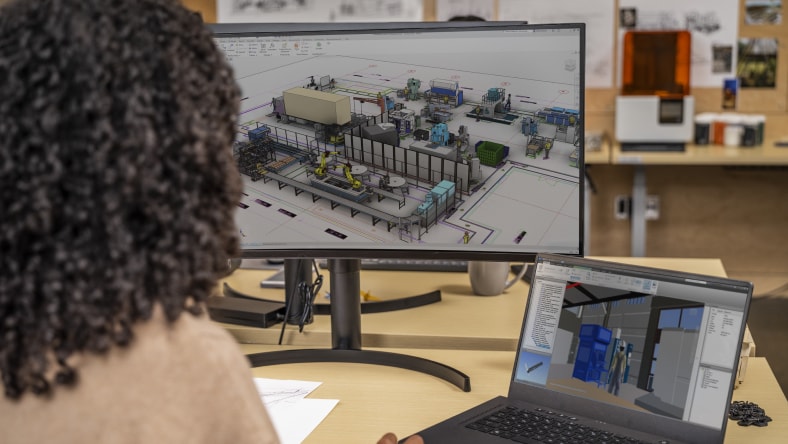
[0,0,242,399]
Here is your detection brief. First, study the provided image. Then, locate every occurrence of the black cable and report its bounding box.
[277,296,292,345]
[729,400,772,427]
[277,260,323,344]
[297,261,323,332]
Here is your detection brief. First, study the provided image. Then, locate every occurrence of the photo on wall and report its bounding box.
[619,7,637,29]
[722,78,739,109]
[712,44,734,73]
[744,0,782,25]
[737,37,779,88]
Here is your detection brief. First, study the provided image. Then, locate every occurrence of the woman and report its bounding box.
[0,0,420,442]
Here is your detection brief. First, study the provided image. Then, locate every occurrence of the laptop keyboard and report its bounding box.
[465,406,653,444]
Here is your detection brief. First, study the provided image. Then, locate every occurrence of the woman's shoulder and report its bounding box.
[0,305,279,444]
[126,307,280,442]
[139,304,245,363]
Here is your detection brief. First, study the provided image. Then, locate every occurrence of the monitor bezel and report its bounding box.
[210,21,586,263]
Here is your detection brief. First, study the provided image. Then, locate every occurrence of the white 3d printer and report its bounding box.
[615,30,694,151]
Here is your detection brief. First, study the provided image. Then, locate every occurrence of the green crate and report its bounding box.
[476,141,505,166]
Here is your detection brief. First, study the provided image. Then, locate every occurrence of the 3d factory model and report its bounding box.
[237,68,585,236]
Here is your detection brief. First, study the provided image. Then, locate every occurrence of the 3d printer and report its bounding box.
[615,30,694,151]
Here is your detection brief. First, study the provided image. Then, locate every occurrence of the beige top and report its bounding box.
[0,307,280,444]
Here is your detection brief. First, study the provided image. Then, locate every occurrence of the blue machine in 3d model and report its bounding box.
[573,324,613,388]
[426,79,463,107]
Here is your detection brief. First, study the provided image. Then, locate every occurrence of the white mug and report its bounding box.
[468,261,528,296]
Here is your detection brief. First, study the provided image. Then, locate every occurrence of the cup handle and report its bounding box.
[503,262,529,290]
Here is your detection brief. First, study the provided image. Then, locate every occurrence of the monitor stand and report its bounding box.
[245,258,471,392]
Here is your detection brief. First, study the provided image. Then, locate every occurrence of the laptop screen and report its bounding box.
[515,254,752,434]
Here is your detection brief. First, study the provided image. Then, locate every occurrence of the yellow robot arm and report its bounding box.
[343,164,362,189]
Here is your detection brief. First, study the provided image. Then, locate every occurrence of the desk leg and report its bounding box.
[631,165,647,257]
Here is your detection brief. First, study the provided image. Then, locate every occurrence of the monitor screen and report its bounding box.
[210,21,585,262]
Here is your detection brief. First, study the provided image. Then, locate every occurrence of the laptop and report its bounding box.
[413,253,753,444]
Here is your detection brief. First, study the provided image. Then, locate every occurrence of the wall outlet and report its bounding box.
[614,195,630,220]
[645,195,660,220]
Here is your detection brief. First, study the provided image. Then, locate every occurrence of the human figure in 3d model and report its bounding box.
[608,344,628,396]
[543,140,552,160]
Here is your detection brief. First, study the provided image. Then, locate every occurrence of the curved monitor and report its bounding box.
[211,21,585,263]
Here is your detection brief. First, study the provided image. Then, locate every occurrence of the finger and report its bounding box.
[377,432,398,444]
[403,435,425,444]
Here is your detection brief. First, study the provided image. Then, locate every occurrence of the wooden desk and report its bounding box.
[241,345,788,444]
[219,257,727,350]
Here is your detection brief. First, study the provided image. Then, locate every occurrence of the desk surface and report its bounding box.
[611,142,788,165]
[220,257,727,350]
[585,145,611,165]
[226,257,781,443]
[241,345,788,444]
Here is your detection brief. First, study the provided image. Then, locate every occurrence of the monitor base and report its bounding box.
[246,348,471,392]
[222,282,442,315]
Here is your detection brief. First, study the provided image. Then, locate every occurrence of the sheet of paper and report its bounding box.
[254,378,339,444]
[498,0,616,89]
[267,398,339,444]
[217,0,424,23]
[254,377,322,404]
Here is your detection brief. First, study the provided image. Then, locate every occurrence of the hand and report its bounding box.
[377,432,424,444]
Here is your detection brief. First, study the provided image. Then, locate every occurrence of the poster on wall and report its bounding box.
[217,0,424,23]
[498,0,616,89]
[435,0,495,21]
[618,0,739,88]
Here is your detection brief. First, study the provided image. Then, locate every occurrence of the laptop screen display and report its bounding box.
[515,255,751,431]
